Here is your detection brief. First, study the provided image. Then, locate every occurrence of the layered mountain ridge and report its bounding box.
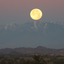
[0,21,64,49]
[0,46,64,55]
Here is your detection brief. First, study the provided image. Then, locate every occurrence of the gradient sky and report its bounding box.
[0,0,64,24]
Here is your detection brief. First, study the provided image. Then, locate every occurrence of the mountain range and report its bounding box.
[0,46,64,55]
[0,21,64,49]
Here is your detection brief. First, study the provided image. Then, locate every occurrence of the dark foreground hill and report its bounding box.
[0,46,64,55]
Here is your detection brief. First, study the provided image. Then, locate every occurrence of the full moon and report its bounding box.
[30,8,43,20]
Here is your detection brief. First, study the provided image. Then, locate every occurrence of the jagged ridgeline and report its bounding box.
[0,21,64,49]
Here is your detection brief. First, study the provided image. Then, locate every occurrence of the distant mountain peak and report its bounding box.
[36,46,47,49]
[0,22,64,49]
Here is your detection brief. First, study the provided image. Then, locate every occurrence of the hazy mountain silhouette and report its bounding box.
[0,46,64,55]
[0,21,64,49]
